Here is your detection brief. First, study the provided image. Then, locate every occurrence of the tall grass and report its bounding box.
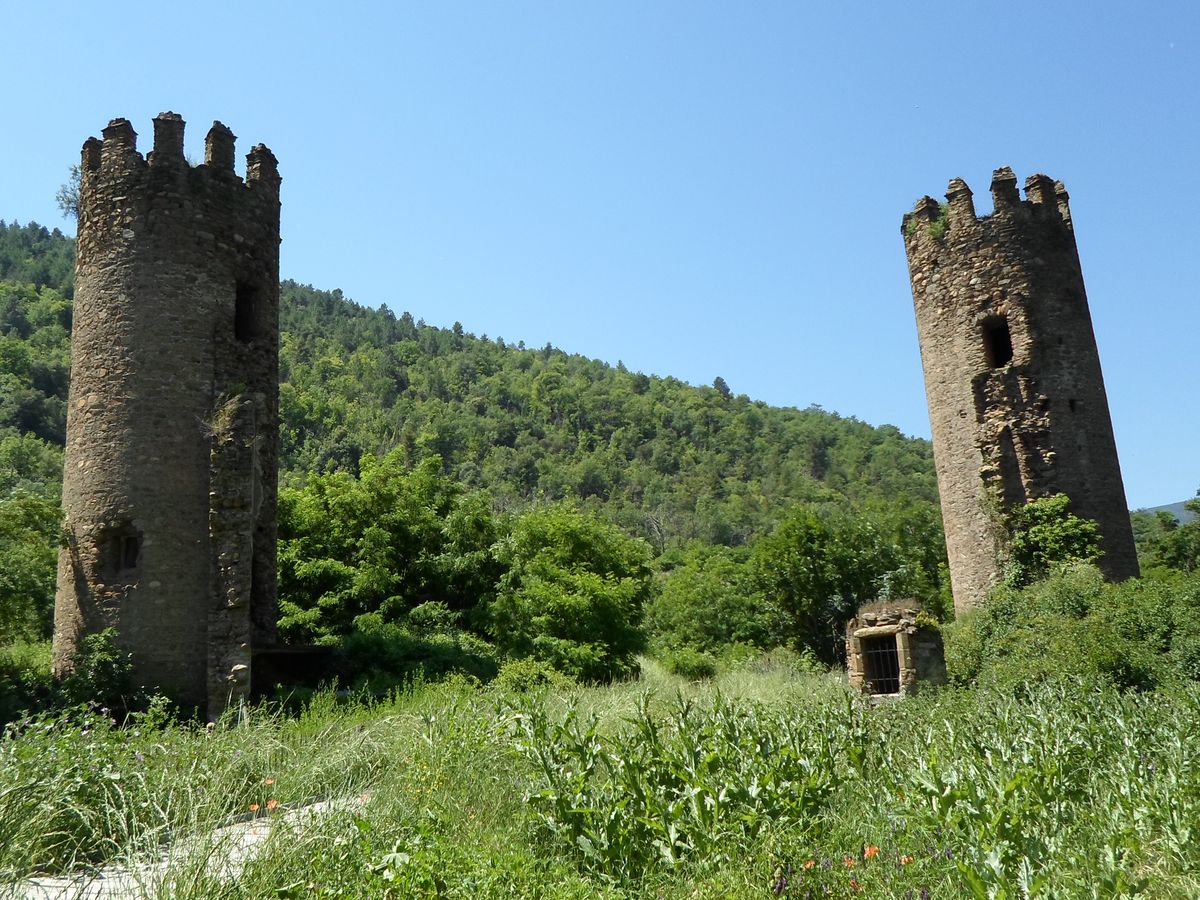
[3,666,1199,897]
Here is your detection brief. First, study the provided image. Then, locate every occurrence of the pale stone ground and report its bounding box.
[2,796,365,900]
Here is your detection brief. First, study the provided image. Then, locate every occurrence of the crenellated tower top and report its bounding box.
[79,113,280,206]
[902,167,1074,249]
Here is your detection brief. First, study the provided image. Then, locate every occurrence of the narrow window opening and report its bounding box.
[119,534,139,570]
[235,281,259,344]
[862,635,901,695]
[1068,399,1078,412]
[98,523,141,580]
[983,317,1014,368]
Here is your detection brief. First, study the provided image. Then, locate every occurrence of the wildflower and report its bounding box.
[821,858,832,870]
[803,859,816,870]
[843,856,856,868]
[248,803,260,812]
[263,778,275,786]
[920,888,931,900]
[771,867,788,896]
[266,799,278,811]
[943,847,953,860]
[849,878,862,892]
[900,854,915,866]
[863,845,880,859]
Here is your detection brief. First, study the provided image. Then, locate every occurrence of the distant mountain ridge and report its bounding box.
[1142,500,1197,525]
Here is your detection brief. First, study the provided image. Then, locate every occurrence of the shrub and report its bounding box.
[646,544,786,657]
[658,646,718,680]
[486,504,652,682]
[493,657,576,694]
[944,566,1200,691]
[338,613,500,694]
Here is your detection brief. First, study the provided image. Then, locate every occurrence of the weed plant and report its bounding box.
[2,664,1199,897]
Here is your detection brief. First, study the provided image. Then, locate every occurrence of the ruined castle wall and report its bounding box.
[903,169,1138,612]
[53,114,280,715]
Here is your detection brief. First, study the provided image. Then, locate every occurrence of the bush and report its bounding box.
[338,613,501,694]
[0,640,53,726]
[646,544,786,658]
[486,504,652,682]
[944,566,1200,691]
[658,646,718,680]
[493,657,576,693]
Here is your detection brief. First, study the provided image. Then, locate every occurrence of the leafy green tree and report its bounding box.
[1143,496,1200,574]
[750,504,899,662]
[646,544,786,655]
[0,489,60,639]
[1004,493,1102,588]
[486,504,652,681]
[276,452,500,642]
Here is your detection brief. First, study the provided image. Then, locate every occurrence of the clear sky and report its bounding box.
[5,1,1196,509]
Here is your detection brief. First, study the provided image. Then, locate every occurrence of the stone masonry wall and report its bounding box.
[53,113,280,716]
[902,169,1138,613]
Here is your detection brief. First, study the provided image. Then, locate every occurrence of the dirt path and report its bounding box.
[5,797,365,899]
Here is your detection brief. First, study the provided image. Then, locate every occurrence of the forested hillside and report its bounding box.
[278,280,939,547]
[1,222,950,682]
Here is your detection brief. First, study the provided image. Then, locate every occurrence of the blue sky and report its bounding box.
[5,1,1196,509]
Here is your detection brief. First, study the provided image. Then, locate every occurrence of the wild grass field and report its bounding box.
[2,655,1199,899]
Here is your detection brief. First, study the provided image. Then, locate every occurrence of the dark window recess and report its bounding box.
[1068,399,1079,412]
[862,635,901,695]
[234,281,259,344]
[99,525,140,579]
[983,317,1014,368]
[119,534,139,570]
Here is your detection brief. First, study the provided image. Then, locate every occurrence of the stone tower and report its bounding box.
[902,168,1138,613]
[53,113,281,716]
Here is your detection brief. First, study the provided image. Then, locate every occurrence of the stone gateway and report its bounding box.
[52,114,281,717]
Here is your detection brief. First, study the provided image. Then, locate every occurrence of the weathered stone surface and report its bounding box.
[52,113,281,717]
[902,170,1139,613]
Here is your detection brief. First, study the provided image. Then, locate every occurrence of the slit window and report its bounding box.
[983,317,1014,368]
[235,281,259,344]
[862,635,901,695]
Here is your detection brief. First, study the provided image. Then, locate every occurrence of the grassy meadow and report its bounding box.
[2,654,1199,899]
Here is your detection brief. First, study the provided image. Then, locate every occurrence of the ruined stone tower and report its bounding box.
[903,168,1138,613]
[53,113,281,716]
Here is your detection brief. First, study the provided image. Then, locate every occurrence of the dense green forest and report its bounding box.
[3,220,1198,693]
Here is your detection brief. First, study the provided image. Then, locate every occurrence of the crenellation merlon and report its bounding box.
[150,112,186,167]
[945,177,976,230]
[205,122,237,174]
[100,119,142,174]
[990,166,1020,211]
[81,137,102,174]
[1054,181,1073,230]
[246,144,281,193]
[901,195,940,236]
